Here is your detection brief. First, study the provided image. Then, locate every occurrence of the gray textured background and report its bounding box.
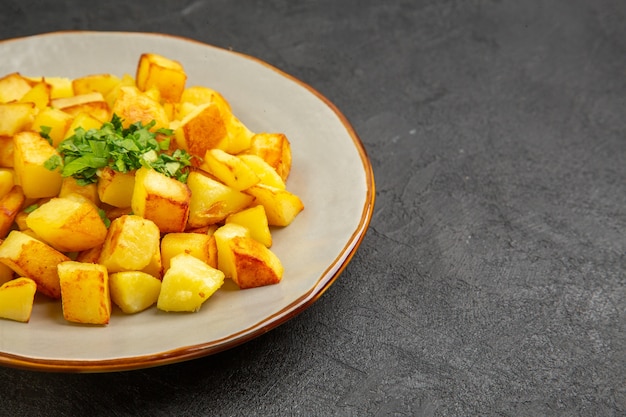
[1,0,624,416]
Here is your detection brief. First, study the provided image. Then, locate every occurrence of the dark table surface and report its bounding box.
[1,1,624,416]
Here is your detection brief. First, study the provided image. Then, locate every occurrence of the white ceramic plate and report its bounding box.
[0,31,375,372]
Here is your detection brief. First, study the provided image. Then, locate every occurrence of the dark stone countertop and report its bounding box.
[0,0,624,416]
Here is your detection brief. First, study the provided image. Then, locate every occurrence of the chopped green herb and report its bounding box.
[23,204,39,214]
[39,126,53,145]
[45,114,193,184]
[98,208,111,228]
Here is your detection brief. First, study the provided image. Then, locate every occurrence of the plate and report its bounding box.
[0,31,375,372]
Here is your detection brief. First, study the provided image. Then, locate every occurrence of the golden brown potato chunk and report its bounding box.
[136,53,187,102]
[0,230,70,299]
[58,261,111,325]
[131,167,191,233]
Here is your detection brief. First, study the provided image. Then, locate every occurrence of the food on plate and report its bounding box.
[58,261,111,325]
[98,214,161,275]
[109,271,161,314]
[0,230,70,299]
[0,52,304,325]
[0,277,37,322]
[25,194,108,252]
[160,232,217,271]
[156,253,224,312]
[131,166,191,233]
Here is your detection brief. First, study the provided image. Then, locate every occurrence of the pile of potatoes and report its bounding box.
[0,53,304,325]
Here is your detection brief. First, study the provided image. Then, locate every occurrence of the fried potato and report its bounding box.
[161,232,217,271]
[0,230,70,299]
[0,51,306,323]
[0,169,16,200]
[58,261,111,325]
[200,149,260,191]
[58,176,99,204]
[244,184,304,227]
[213,223,250,279]
[0,73,32,103]
[111,85,169,130]
[136,53,187,103]
[0,277,37,322]
[63,111,103,140]
[72,73,121,96]
[97,167,135,208]
[19,81,51,110]
[98,215,161,274]
[227,235,284,289]
[131,167,191,233]
[0,185,25,239]
[0,102,35,136]
[245,133,292,181]
[156,253,224,313]
[0,137,14,167]
[186,170,253,228]
[225,205,272,248]
[13,131,63,199]
[172,102,229,159]
[25,194,108,252]
[214,222,283,288]
[0,262,15,286]
[238,154,286,190]
[109,271,161,314]
[31,107,73,147]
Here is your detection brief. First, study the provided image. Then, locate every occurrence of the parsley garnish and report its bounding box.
[23,204,39,214]
[45,114,192,185]
[39,126,53,145]
[98,208,111,228]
